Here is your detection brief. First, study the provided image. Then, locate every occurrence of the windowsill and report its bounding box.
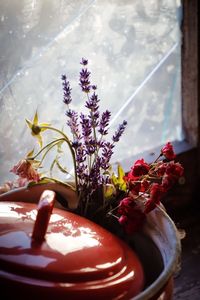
[120,139,195,172]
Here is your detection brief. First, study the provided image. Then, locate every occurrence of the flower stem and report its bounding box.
[28,138,65,161]
[39,125,78,191]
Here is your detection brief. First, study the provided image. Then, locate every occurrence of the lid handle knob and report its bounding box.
[32,190,55,242]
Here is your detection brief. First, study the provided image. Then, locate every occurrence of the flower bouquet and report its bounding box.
[0,58,184,236]
[0,58,185,299]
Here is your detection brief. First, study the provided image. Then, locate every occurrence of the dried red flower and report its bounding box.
[10,159,40,182]
[150,183,166,203]
[166,162,184,177]
[118,197,146,234]
[119,211,145,234]
[162,174,176,190]
[131,159,150,177]
[144,183,165,214]
[161,142,176,160]
[118,145,184,233]
[155,162,168,176]
[129,181,141,195]
[118,197,135,215]
[125,159,150,183]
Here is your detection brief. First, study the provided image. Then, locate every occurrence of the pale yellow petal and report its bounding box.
[27,149,35,158]
[40,123,51,132]
[118,164,125,181]
[25,119,33,129]
[33,111,38,125]
[40,123,51,127]
[36,134,43,148]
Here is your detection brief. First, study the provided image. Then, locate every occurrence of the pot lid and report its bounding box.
[0,190,144,299]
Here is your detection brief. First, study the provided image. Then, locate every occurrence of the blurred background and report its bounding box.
[0,0,182,182]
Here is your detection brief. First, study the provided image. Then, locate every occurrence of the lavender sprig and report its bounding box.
[86,92,100,129]
[61,75,72,105]
[86,92,99,112]
[80,58,88,66]
[99,110,111,135]
[112,121,128,142]
[76,147,87,163]
[66,109,80,140]
[80,113,92,141]
[79,68,91,93]
[85,138,97,155]
[101,141,115,170]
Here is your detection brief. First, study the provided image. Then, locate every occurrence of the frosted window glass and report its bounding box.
[0,0,182,183]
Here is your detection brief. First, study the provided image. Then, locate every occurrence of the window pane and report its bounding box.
[0,0,182,182]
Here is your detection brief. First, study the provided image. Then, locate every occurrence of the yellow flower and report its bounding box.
[112,164,127,192]
[103,184,116,199]
[26,111,50,147]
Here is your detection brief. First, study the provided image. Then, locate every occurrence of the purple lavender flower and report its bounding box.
[85,92,99,112]
[61,75,72,105]
[76,163,88,184]
[89,111,99,127]
[89,162,101,190]
[72,140,82,149]
[66,109,80,139]
[61,58,128,217]
[101,141,115,170]
[85,138,97,155]
[80,58,88,66]
[86,92,100,128]
[98,110,111,135]
[80,113,92,140]
[112,121,127,142]
[76,147,87,163]
[79,68,91,93]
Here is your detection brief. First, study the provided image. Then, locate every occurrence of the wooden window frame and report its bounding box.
[161,0,199,210]
[173,0,199,210]
[182,0,199,149]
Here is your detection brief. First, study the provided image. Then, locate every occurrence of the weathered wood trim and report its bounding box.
[182,0,199,147]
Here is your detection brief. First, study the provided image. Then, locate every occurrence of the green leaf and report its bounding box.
[57,140,64,153]
[39,176,76,191]
[55,158,69,174]
[50,159,56,177]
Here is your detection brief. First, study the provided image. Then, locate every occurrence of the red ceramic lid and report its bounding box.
[0,191,144,299]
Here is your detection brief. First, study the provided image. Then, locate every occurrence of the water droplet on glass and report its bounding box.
[167,65,174,72]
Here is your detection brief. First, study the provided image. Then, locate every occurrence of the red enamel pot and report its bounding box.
[0,189,144,299]
[0,183,181,300]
